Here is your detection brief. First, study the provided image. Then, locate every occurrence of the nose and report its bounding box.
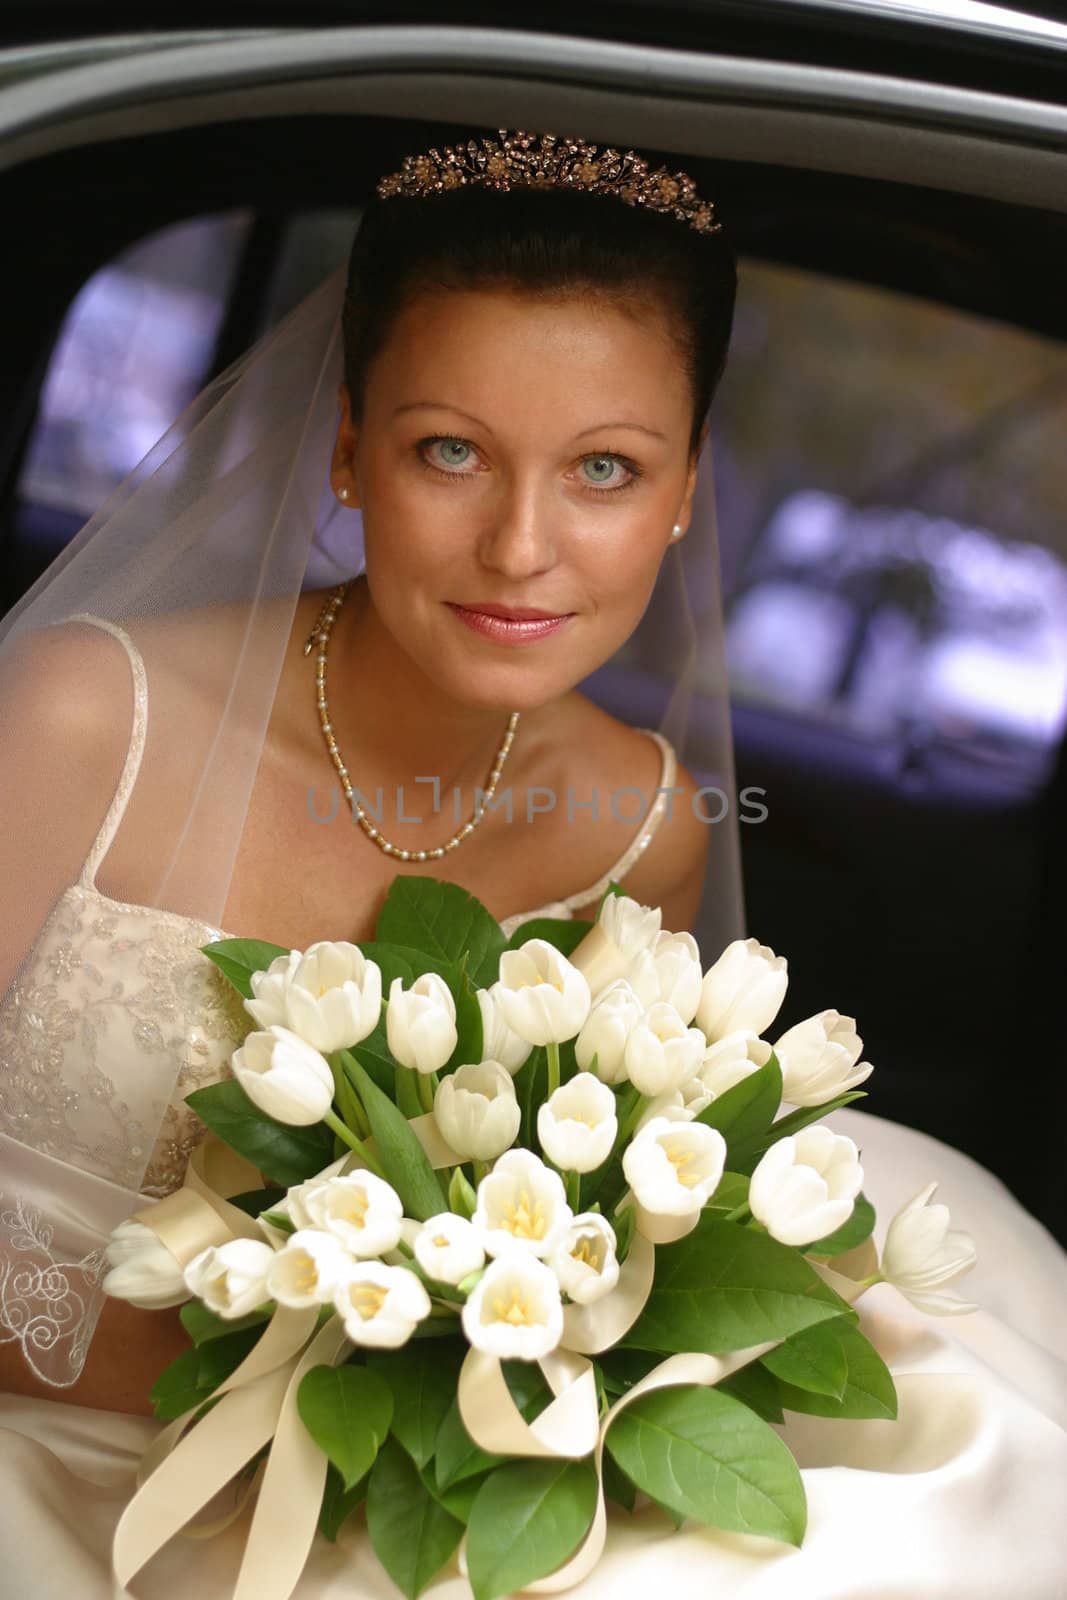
[476,472,558,582]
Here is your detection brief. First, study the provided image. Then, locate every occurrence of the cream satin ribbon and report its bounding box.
[455,1248,871,1594]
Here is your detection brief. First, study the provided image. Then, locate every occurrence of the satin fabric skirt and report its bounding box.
[2,1110,1065,1600]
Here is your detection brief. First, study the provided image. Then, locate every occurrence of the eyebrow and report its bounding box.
[392,401,667,443]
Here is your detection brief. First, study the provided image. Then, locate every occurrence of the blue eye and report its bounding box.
[422,437,475,473]
[579,454,640,495]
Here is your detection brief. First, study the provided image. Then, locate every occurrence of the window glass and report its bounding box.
[711,261,1067,784]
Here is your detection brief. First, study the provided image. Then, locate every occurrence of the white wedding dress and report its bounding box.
[1,616,1065,1599]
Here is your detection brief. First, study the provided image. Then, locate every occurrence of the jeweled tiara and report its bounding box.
[376,128,721,236]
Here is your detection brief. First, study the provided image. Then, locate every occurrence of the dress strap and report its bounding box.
[57,614,149,892]
[560,728,677,911]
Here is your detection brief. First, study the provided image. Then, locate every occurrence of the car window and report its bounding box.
[713,259,1067,792]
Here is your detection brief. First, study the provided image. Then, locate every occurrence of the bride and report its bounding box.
[0,129,1063,1598]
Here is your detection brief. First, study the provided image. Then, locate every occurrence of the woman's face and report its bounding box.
[332,286,705,712]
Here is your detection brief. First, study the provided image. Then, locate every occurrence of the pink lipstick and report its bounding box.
[446,602,573,644]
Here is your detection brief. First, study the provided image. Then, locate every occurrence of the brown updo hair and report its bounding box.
[341,180,736,458]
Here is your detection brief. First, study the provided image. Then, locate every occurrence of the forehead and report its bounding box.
[365,286,690,428]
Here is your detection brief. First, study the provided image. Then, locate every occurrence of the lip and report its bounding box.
[446,601,574,644]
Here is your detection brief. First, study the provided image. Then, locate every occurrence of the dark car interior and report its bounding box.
[2,7,1065,1242]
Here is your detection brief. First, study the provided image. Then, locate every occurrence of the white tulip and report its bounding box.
[574,981,644,1085]
[386,972,458,1075]
[285,1172,403,1259]
[462,1254,564,1361]
[697,1030,771,1099]
[550,1214,620,1306]
[495,939,592,1045]
[413,1213,486,1287]
[333,1262,432,1349]
[749,1125,863,1247]
[696,938,788,1042]
[473,1149,573,1259]
[267,1228,355,1308]
[184,1237,276,1319]
[625,931,703,1024]
[232,1026,335,1125]
[434,1062,521,1162]
[624,1002,706,1097]
[882,1183,978,1315]
[773,1010,873,1107]
[246,941,382,1054]
[242,948,302,1030]
[478,985,534,1075]
[537,1073,618,1174]
[623,1116,727,1219]
[597,893,662,963]
[102,1220,190,1309]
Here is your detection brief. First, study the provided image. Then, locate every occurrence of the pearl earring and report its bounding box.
[337,486,351,503]
[671,523,683,540]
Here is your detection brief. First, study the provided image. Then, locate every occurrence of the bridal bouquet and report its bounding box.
[103,879,976,1600]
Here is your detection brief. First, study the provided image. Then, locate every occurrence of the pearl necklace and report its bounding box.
[303,581,521,861]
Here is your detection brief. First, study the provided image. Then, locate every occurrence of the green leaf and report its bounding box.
[341,1053,445,1221]
[394,1062,424,1121]
[224,1185,288,1219]
[606,1385,806,1546]
[199,937,291,999]
[444,958,484,1074]
[625,1215,849,1354]
[149,1323,265,1419]
[771,1320,898,1420]
[717,1361,785,1423]
[367,1438,464,1599]
[376,877,505,989]
[447,1165,477,1220]
[601,1451,637,1513]
[367,1342,465,1470]
[513,1045,548,1149]
[466,1459,598,1600]
[696,1054,783,1158]
[297,1365,394,1491]
[184,1078,335,1187]
[807,1192,876,1256]
[704,1171,751,1216]
[597,1347,662,1397]
[762,1322,849,1399]
[733,1092,868,1172]
[504,917,592,955]
[178,1301,270,1348]
[433,1469,491,1524]
[318,1462,368,1542]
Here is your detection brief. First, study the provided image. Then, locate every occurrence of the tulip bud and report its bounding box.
[882,1183,977,1315]
[102,1219,190,1309]
[232,1026,335,1125]
[386,972,458,1075]
[434,1061,521,1162]
[478,984,534,1075]
[537,1072,618,1173]
[496,939,591,1045]
[625,931,703,1024]
[773,1010,873,1107]
[696,939,788,1043]
[184,1238,276,1319]
[574,981,644,1085]
[624,1002,706,1097]
[748,1125,863,1247]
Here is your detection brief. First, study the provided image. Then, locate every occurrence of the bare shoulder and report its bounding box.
[0,619,134,784]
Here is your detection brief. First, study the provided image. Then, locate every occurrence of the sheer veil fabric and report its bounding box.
[0,256,742,1387]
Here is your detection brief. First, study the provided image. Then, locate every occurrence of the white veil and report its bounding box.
[0,191,742,1387]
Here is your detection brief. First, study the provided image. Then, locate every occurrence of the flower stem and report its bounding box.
[472,1159,489,1189]
[322,1108,386,1178]
[546,1040,561,1099]
[417,1072,436,1115]
[566,1170,582,1212]
[723,1202,751,1225]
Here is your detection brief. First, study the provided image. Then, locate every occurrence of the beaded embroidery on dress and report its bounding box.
[0,614,675,1384]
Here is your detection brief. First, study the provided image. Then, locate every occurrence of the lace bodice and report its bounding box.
[0,612,678,1202]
